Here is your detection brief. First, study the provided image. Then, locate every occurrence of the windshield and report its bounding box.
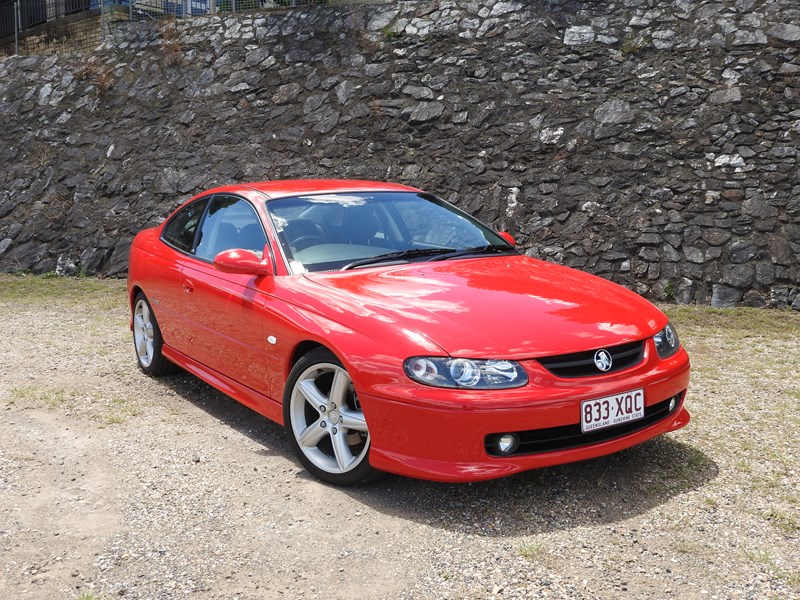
[265,191,515,274]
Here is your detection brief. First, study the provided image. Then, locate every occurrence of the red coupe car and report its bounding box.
[127,180,690,485]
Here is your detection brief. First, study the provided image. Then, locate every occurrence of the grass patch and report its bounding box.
[8,385,142,425]
[76,592,110,600]
[743,547,799,589]
[0,273,125,306]
[672,540,707,556]
[103,398,142,425]
[783,571,800,591]
[518,539,546,561]
[664,306,800,337]
[764,508,799,535]
[10,386,72,408]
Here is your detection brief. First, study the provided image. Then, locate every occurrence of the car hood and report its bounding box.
[304,255,666,359]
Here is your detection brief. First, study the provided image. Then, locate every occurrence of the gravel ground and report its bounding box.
[0,275,798,600]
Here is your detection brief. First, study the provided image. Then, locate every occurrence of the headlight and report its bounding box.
[653,322,680,359]
[404,357,528,389]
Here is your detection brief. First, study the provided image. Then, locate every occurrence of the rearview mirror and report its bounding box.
[213,248,274,277]
[499,231,517,247]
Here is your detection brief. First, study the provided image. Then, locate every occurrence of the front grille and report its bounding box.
[485,392,684,457]
[537,340,645,378]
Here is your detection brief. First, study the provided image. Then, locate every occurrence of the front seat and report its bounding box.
[343,210,381,246]
[238,223,267,254]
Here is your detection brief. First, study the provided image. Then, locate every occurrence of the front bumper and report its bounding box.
[362,347,691,482]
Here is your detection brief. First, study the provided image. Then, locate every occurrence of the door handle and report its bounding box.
[183,279,194,294]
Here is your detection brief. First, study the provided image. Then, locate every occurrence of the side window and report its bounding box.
[162,198,209,253]
[195,196,268,261]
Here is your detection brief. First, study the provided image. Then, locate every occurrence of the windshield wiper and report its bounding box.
[426,244,517,262]
[341,248,456,271]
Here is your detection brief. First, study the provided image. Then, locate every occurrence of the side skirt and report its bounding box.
[162,345,284,426]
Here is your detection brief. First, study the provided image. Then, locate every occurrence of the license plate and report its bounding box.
[581,388,644,433]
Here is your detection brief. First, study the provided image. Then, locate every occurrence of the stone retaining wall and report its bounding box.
[0,0,798,308]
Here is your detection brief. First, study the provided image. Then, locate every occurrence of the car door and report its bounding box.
[150,196,210,353]
[179,194,273,394]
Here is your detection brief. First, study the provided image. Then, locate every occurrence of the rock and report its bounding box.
[636,233,661,246]
[714,154,745,167]
[245,47,270,67]
[539,127,564,144]
[304,93,328,115]
[732,30,767,46]
[405,102,445,123]
[770,286,792,307]
[367,9,399,32]
[708,88,741,104]
[593,100,635,124]
[309,108,340,134]
[702,230,731,246]
[684,247,705,264]
[741,290,766,307]
[711,284,743,308]
[564,26,595,46]
[742,198,778,219]
[0,200,14,219]
[272,83,301,105]
[335,81,356,105]
[106,239,132,276]
[769,23,800,42]
[491,2,523,17]
[402,85,434,100]
[770,146,797,159]
[723,264,754,287]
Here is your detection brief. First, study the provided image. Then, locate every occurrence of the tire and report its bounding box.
[284,348,376,486]
[132,292,176,376]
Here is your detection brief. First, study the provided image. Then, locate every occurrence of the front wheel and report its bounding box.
[284,348,375,486]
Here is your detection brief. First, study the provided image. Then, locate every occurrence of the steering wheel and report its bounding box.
[291,235,327,252]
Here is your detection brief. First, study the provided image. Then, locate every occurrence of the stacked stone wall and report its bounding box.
[0,0,798,307]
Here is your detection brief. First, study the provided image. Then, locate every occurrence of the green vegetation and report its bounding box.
[518,539,546,561]
[76,592,110,600]
[764,508,800,535]
[0,273,124,305]
[664,305,800,337]
[103,398,142,425]
[10,386,71,408]
[620,31,646,56]
[663,280,676,302]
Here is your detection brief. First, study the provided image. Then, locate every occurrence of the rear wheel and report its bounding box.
[132,292,176,376]
[284,348,375,485]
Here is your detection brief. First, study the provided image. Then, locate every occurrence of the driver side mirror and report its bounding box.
[499,231,517,247]
[213,248,274,277]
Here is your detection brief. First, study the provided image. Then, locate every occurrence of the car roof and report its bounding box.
[201,179,421,200]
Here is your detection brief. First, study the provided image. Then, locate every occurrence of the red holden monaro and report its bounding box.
[127,180,690,485]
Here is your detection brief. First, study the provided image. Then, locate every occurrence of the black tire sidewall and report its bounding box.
[133,292,173,377]
[283,347,375,486]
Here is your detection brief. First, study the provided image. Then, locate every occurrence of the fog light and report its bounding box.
[668,396,677,412]
[496,433,519,455]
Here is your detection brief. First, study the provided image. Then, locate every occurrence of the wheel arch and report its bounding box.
[128,285,145,330]
[289,340,327,370]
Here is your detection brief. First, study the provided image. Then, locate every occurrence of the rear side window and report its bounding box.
[162,198,209,253]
